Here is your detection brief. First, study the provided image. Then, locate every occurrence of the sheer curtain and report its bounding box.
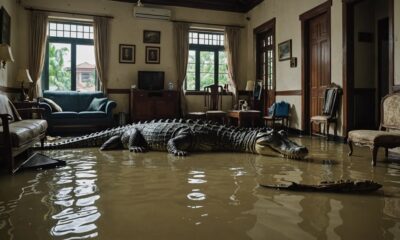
[93,16,110,94]
[174,22,190,116]
[224,27,240,107]
[28,11,48,99]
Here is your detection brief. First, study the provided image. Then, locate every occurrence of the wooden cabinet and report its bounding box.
[130,90,179,121]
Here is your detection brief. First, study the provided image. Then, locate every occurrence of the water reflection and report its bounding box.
[45,150,101,239]
[0,137,400,239]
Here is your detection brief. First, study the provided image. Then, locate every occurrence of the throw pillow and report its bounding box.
[42,98,63,112]
[87,97,108,111]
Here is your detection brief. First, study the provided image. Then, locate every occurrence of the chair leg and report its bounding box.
[348,140,353,156]
[309,121,313,136]
[326,122,330,141]
[333,122,337,139]
[371,146,378,166]
[385,148,389,158]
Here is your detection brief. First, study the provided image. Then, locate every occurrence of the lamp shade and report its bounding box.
[0,44,14,62]
[245,80,255,91]
[17,69,33,84]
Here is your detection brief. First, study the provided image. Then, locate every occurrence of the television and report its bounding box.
[138,71,165,90]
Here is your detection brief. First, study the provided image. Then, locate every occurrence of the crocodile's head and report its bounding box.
[255,130,308,159]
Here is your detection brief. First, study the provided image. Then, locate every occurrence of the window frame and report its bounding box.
[43,21,96,91]
[186,31,227,92]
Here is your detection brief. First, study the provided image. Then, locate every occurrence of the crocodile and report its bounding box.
[260,180,382,193]
[41,119,308,159]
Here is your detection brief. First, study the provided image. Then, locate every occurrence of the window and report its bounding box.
[43,21,97,92]
[256,29,274,91]
[185,31,229,91]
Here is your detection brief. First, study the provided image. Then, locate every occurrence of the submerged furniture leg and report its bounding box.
[326,122,330,141]
[371,146,378,166]
[348,140,353,156]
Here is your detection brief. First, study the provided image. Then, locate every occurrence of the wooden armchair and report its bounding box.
[186,84,226,123]
[348,93,400,166]
[0,98,47,173]
[310,83,342,140]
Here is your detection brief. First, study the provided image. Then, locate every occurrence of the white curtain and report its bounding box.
[93,16,110,94]
[28,11,48,99]
[224,27,241,107]
[174,22,190,116]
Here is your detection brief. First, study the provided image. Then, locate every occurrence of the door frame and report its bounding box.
[254,18,276,116]
[299,0,332,133]
[342,0,395,134]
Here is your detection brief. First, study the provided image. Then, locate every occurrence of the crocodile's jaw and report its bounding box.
[255,142,308,159]
[254,131,308,159]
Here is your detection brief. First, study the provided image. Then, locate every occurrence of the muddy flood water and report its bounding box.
[0,136,399,239]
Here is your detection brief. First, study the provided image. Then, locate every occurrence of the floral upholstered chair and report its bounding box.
[348,93,400,166]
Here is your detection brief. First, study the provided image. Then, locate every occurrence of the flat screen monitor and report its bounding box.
[138,71,164,90]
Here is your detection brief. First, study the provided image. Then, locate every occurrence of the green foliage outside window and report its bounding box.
[48,44,71,91]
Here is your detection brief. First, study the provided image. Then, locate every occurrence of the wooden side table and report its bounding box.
[227,110,261,127]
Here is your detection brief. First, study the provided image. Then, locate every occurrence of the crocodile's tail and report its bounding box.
[40,125,132,150]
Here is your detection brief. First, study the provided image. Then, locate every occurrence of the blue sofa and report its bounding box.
[39,91,117,135]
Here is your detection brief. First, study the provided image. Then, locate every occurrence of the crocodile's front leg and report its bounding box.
[167,134,192,156]
[126,128,147,152]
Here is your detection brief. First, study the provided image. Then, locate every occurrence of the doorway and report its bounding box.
[300,0,332,133]
[254,18,276,116]
[343,0,394,133]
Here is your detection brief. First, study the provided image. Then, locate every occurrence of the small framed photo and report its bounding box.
[143,30,161,44]
[119,44,135,64]
[278,39,292,61]
[146,46,160,64]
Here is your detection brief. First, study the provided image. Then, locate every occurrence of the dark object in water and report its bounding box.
[260,180,382,193]
[21,153,66,170]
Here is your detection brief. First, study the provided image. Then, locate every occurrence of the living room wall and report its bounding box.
[0,0,22,90]
[245,0,343,134]
[18,0,247,114]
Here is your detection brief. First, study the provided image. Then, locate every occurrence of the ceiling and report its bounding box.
[113,0,264,13]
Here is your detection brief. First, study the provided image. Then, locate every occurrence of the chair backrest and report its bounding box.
[268,101,290,117]
[321,83,341,118]
[381,93,400,130]
[204,84,223,111]
[0,94,22,123]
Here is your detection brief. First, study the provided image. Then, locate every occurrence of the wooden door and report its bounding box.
[309,13,331,133]
[256,28,275,115]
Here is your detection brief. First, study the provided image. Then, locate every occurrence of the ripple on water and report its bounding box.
[46,150,101,238]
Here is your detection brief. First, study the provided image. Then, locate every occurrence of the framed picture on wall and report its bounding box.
[119,44,135,64]
[278,39,292,61]
[0,7,11,44]
[143,30,161,44]
[145,46,160,64]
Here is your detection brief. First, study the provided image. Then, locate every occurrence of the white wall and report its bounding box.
[19,0,246,113]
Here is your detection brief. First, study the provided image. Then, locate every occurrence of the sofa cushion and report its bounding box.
[87,98,108,111]
[42,98,63,112]
[0,120,47,147]
[51,112,79,119]
[348,130,400,145]
[78,111,107,119]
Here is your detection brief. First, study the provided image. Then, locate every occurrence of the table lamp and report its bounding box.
[245,80,255,92]
[16,69,33,101]
[0,44,14,68]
